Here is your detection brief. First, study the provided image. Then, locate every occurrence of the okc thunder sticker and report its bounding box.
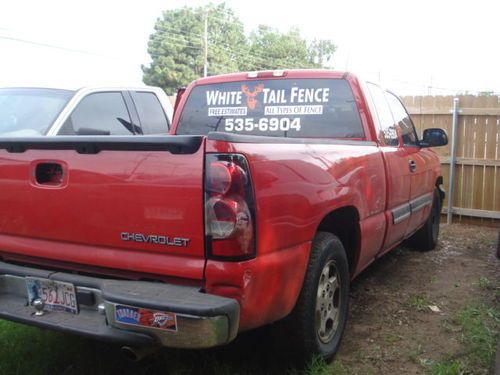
[115,304,177,331]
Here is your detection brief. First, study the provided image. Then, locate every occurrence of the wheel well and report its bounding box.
[317,206,360,275]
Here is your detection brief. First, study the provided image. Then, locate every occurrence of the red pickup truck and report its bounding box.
[0,70,447,362]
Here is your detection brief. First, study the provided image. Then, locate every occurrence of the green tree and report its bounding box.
[244,26,335,71]
[308,39,336,67]
[142,3,246,94]
[244,26,307,70]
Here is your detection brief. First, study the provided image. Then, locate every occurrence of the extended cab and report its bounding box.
[0,86,173,136]
[0,70,447,361]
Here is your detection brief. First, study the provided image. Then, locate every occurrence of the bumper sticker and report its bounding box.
[115,304,177,332]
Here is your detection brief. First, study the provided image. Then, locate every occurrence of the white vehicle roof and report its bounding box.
[1,85,164,92]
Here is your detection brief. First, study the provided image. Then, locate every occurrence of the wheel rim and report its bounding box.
[315,260,341,344]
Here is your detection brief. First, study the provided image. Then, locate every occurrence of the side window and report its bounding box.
[366,84,399,146]
[59,92,133,135]
[385,92,418,146]
[131,92,170,134]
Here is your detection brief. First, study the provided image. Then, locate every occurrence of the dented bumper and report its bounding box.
[0,261,239,348]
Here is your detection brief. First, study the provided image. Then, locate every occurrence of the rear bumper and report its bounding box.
[0,261,239,348]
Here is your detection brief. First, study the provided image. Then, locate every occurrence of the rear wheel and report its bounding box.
[408,188,441,251]
[279,232,349,363]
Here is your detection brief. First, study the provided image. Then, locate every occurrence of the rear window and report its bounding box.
[176,79,364,138]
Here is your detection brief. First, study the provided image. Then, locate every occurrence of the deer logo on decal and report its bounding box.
[241,84,264,110]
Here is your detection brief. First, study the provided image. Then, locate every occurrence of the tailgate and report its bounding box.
[0,136,206,280]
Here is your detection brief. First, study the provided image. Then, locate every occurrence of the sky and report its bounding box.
[0,0,498,95]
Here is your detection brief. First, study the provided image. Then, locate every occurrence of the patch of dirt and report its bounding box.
[337,224,499,374]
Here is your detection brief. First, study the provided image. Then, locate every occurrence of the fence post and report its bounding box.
[447,97,460,224]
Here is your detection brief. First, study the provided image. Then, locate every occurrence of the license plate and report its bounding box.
[26,277,78,314]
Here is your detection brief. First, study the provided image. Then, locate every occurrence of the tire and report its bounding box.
[278,232,350,363]
[408,188,441,251]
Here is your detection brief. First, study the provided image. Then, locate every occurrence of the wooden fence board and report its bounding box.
[472,166,484,210]
[462,165,474,209]
[439,157,499,166]
[483,167,496,214]
[495,167,500,212]
[485,118,498,160]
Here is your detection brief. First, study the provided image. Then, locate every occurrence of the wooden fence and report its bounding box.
[402,95,500,226]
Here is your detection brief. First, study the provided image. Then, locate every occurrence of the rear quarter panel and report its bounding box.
[204,139,387,330]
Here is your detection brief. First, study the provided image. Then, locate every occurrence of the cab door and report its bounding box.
[385,92,435,237]
[365,83,412,252]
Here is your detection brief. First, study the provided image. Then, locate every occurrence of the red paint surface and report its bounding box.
[205,241,310,331]
[0,146,207,279]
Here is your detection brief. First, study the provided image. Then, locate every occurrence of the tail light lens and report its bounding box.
[205,154,256,260]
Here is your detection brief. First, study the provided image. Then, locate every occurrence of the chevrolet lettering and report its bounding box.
[120,232,190,247]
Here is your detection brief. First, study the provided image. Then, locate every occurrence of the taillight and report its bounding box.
[205,154,256,260]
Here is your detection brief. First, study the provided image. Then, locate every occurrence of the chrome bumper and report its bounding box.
[0,261,239,348]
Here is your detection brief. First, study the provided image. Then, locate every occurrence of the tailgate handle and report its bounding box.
[408,160,417,173]
[35,162,64,186]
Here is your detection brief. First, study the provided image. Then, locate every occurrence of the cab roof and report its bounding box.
[192,69,351,86]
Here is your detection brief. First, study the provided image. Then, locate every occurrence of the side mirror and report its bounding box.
[420,128,448,147]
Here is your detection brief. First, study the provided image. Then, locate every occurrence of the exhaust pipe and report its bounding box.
[121,346,159,362]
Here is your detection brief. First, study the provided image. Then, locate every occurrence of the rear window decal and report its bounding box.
[179,79,364,139]
[264,105,323,116]
[208,107,247,117]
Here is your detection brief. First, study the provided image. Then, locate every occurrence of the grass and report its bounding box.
[455,304,499,369]
[406,294,431,311]
[0,320,338,375]
[408,344,425,364]
[430,360,463,375]
[478,276,491,289]
[428,302,499,375]
[407,300,499,375]
[289,356,335,375]
[0,320,154,375]
[385,333,402,344]
[329,359,348,375]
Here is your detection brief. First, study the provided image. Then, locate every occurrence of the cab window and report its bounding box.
[59,92,134,135]
[366,83,399,146]
[131,91,170,134]
[385,92,418,146]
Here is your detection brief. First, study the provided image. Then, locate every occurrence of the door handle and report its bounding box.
[409,160,417,173]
